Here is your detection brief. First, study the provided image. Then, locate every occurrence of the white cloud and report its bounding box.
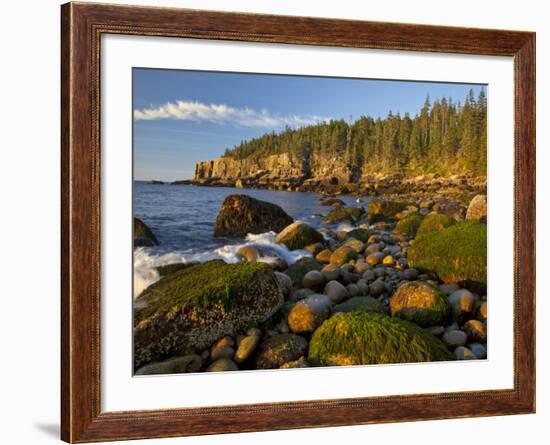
[134,100,329,128]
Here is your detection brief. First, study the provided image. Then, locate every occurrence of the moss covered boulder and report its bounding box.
[394,214,424,238]
[255,333,308,369]
[409,221,487,290]
[390,281,449,327]
[156,262,198,277]
[213,194,293,237]
[275,221,324,250]
[308,310,452,366]
[416,213,456,236]
[134,217,159,247]
[133,260,283,369]
[367,201,409,222]
[284,257,322,287]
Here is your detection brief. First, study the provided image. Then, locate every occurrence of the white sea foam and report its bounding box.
[336,222,355,233]
[133,232,310,298]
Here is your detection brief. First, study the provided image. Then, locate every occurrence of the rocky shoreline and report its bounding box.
[133,191,487,375]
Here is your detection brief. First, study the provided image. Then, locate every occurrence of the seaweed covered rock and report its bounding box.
[284,257,322,287]
[255,333,308,369]
[308,310,452,366]
[466,194,487,222]
[156,262,198,277]
[133,260,283,369]
[416,213,456,236]
[134,217,159,247]
[275,221,324,250]
[135,354,202,375]
[213,194,293,237]
[390,281,449,327]
[367,201,409,222]
[408,221,487,290]
[394,214,424,238]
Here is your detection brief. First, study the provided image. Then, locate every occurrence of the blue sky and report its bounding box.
[133,69,484,181]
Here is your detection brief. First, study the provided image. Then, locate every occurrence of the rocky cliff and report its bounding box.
[193,152,486,200]
[194,150,357,190]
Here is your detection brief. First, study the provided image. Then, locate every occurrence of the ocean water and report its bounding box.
[133,182,362,297]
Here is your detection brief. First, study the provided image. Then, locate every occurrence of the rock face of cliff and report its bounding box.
[192,152,486,200]
[194,150,357,191]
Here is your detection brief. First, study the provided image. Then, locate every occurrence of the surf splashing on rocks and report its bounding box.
[133,231,310,298]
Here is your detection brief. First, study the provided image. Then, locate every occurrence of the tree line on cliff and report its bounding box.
[223,89,487,176]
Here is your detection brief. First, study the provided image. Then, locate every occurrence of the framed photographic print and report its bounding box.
[61,2,535,442]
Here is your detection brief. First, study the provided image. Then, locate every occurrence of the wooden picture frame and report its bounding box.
[61,2,535,442]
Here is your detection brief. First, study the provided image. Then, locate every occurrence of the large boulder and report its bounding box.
[416,213,456,236]
[275,221,324,250]
[367,201,409,222]
[134,217,159,247]
[408,221,487,291]
[254,333,308,369]
[213,194,293,237]
[308,310,452,366]
[466,194,487,222]
[390,281,449,327]
[133,260,283,369]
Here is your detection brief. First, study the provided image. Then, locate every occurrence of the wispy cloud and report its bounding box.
[134,100,330,128]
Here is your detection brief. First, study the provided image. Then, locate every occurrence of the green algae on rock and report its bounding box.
[134,260,283,369]
[415,212,456,236]
[409,221,487,289]
[308,310,452,366]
